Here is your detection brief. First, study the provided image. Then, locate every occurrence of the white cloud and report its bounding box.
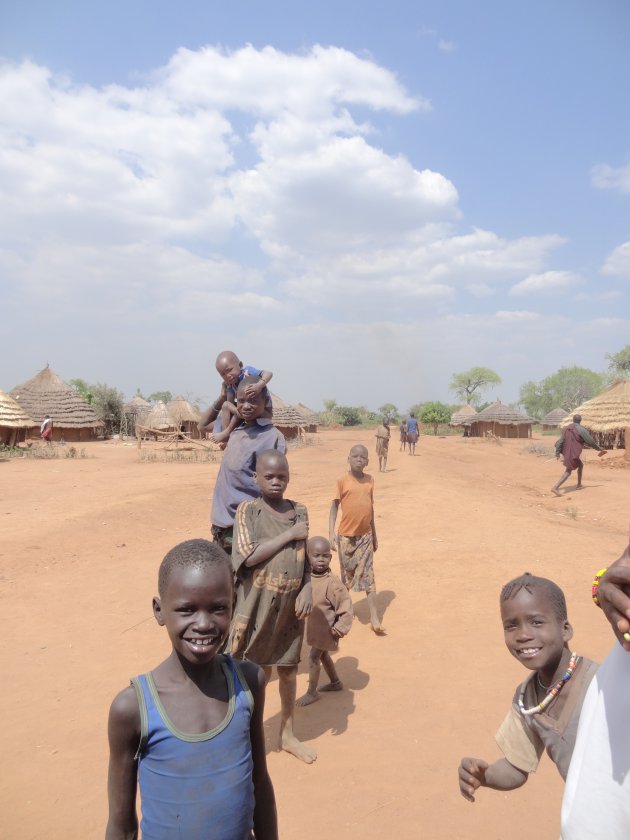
[495,310,540,321]
[591,160,630,194]
[601,241,630,279]
[510,270,582,296]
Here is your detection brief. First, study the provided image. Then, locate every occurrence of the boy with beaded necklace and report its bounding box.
[458,573,597,802]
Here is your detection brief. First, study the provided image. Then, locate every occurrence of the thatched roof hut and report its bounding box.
[294,402,319,432]
[0,390,37,446]
[561,379,630,453]
[541,408,568,431]
[272,404,311,440]
[10,366,103,441]
[450,404,477,426]
[168,396,202,438]
[468,401,537,439]
[143,401,176,432]
[124,395,151,419]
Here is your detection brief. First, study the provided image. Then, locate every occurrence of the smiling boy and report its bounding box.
[458,573,597,802]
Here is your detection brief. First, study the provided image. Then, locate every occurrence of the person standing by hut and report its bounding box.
[374,419,390,472]
[551,414,606,496]
[40,414,53,444]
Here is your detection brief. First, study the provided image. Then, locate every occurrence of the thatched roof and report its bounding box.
[143,400,176,431]
[10,366,103,428]
[0,390,37,429]
[272,405,309,427]
[168,395,201,425]
[541,408,568,426]
[295,402,320,424]
[560,378,630,432]
[450,404,477,426]
[124,395,151,417]
[471,401,536,425]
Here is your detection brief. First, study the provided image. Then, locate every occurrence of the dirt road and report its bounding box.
[1,430,627,839]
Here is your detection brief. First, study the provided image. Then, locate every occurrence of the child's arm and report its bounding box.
[243,370,273,400]
[198,383,228,433]
[458,756,528,802]
[295,560,312,619]
[597,546,630,650]
[240,661,279,840]
[371,511,378,552]
[105,687,141,840]
[241,520,308,568]
[331,583,353,637]
[328,499,340,551]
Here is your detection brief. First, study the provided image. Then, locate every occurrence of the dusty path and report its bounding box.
[1,430,627,839]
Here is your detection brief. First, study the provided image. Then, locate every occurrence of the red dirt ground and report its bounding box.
[1,430,628,839]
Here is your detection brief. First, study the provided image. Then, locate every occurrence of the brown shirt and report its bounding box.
[495,656,598,780]
[307,570,353,651]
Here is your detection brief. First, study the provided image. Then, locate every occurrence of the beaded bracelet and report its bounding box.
[591,568,608,607]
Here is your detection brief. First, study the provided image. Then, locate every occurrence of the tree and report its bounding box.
[606,345,630,377]
[148,390,173,404]
[449,367,502,405]
[71,378,124,435]
[419,402,452,435]
[69,378,94,404]
[407,404,423,418]
[335,405,362,426]
[519,366,605,418]
[378,403,399,423]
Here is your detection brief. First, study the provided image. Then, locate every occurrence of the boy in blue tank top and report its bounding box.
[106,539,278,840]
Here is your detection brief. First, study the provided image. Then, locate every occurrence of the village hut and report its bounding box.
[468,400,537,439]
[10,366,103,442]
[168,395,202,438]
[122,395,151,436]
[560,378,630,457]
[0,390,37,446]
[143,400,176,433]
[541,408,568,432]
[449,404,477,436]
[294,402,320,433]
[272,404,310,440]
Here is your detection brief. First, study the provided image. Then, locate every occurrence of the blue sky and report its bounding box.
[1,0,628,410]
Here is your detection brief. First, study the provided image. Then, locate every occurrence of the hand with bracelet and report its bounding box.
[592,541,630,651]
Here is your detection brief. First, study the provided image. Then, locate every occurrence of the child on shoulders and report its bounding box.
[458,572,597,802]
[106,539,277,840]
[199,351,273,445]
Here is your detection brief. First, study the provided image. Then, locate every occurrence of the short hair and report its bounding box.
[256,449,288,470]
[158,539,232,597]
[573,414,582,423]
[500,572,567,621]
[237,375,268,399]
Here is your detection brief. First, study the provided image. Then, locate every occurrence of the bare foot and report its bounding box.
[371,625,387,635]
[551,488,562,497]
[576,484,583,490]
[281,733,317,763]
[296,691,320,706]
[318,680,343,692]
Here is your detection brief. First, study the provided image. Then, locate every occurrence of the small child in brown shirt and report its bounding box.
[296,536,353,707]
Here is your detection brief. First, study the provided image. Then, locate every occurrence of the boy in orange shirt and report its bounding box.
[329,444,385,634]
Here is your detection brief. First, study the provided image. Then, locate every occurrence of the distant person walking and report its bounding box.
[551,414,606,497]
[399,420,407,453]
[40,415,53,444]
[374,420,390,472]
[406,413,419,455]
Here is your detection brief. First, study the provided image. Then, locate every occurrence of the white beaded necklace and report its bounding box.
[517,652,580,717]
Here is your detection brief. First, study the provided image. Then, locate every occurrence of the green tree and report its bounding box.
[69,378,94,404]
[519,366,605,417]
[449,367,502,405]
[378,403,399,423]
[91,383,125,436]
[148,390,173,404]
[606,345,630,377]
[419,401,452,435]
[336,405,362,426]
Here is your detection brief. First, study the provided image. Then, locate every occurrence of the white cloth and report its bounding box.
[561,643,630,839]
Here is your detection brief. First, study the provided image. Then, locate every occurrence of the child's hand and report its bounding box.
[295,586,312,619]
[372,534,378,552]
[291,521,308,541]
[458,757,488,802]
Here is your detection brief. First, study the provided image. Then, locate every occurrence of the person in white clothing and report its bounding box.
[560,541,630,840]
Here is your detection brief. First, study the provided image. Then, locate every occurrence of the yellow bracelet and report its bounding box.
[591,568,608,607]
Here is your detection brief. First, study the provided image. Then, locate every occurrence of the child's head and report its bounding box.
[307,536,332,574]
[500,572,572,674]
[236,376,267,422]
[348,444,369,475]
[216,351,242,385]
[154,539,233,664]
[255,450,289,501]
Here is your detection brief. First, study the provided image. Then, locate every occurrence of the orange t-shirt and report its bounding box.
[334,472,374,537]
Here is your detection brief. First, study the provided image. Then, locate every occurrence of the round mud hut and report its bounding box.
[0,390,37,446]
[450,404,478,436]
[468,401,536,439]
[541,408,568,432]
[168,396,202,438]
[10,366,103,442]
[560,378,630,458]
[123,395,151,430]
[142,401,177,435]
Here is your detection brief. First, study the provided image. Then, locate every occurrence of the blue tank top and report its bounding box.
[131,656,255,840]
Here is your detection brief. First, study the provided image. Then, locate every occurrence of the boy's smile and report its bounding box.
[153,564,233,665]
[237,390,265,423]
[500,589,572,684]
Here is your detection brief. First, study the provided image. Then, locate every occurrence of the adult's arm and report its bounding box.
[105,686,141,840]
[576,424,604,451]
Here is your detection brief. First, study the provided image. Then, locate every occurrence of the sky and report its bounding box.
[1,0,629,411]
